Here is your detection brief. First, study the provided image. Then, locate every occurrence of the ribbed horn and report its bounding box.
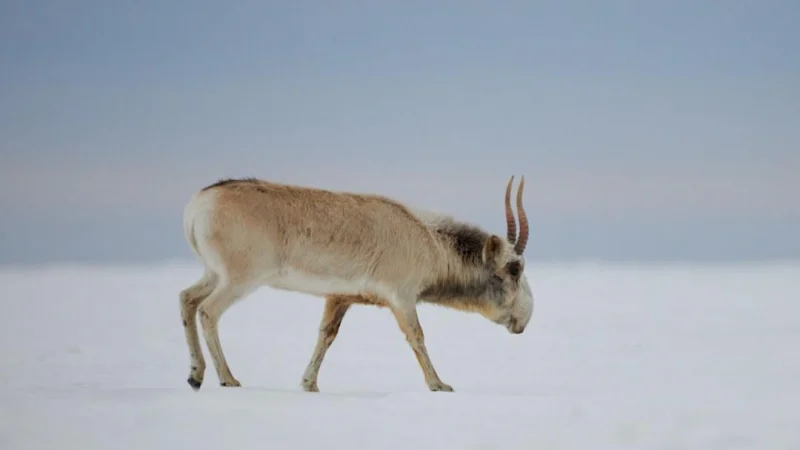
[513,175,528,255]
[504,175,517,243]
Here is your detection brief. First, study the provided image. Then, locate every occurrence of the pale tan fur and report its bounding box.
[180,177,534,392]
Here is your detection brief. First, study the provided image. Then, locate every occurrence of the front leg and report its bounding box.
[389,304,454,392]
[301,296,352,392]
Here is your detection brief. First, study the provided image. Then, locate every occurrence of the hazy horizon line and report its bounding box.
[4,255,800,271]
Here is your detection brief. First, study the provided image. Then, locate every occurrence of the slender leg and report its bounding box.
[197,280,253,387]
[301,296,352,392]
[179,272,217,391]
[390,305,454,392]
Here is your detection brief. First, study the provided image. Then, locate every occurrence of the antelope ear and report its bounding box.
[482,235,504,266]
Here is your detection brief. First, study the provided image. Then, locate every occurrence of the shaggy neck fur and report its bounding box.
[417,216,507,313]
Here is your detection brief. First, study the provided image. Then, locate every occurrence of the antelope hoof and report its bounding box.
[429,381,454,392]
[187,377,203,391]
[220,379,241,387]
[302,380,320,392]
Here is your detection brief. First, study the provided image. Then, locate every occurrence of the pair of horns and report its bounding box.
[504,175,529,255]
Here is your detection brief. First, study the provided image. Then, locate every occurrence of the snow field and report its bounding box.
[0,262,798,449]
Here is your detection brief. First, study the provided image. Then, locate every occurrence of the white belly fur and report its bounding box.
[263,267,377,299]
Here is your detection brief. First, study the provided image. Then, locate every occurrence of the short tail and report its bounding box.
[183,199,202,260]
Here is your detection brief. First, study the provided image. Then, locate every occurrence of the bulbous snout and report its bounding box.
[505,317,526,334]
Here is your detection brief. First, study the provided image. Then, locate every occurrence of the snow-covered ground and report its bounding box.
[1,262,798,449]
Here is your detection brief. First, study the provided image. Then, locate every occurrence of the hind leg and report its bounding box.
[301,296,352,392]
[198,279,254,387]
[180,272,218,391]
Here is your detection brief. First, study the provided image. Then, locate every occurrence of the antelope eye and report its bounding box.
[507,261,521,277]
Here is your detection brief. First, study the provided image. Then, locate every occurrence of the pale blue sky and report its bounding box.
[1,0,799,264]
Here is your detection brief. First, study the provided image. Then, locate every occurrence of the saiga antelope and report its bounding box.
[179,176,533,392]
